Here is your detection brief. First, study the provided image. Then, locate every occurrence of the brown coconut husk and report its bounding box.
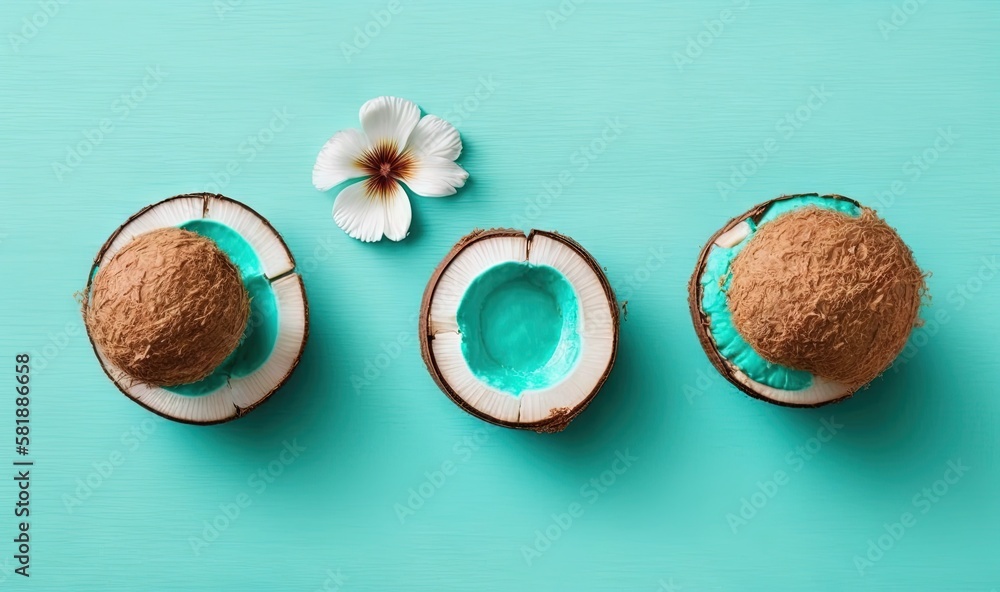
[418,228,620,433]
[726,206,925,390]
[84,227,250,387]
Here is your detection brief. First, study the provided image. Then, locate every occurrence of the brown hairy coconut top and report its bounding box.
[727,206,924,389]
[84,227,250,387]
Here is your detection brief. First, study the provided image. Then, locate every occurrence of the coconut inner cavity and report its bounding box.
[456,262,581,395]
[168,219,281,395]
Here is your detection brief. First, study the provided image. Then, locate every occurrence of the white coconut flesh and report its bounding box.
[700,200,855,406]
[425,232,616,426]
[87,194,307,424]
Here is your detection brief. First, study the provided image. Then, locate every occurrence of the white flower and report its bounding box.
[312,96,469,242]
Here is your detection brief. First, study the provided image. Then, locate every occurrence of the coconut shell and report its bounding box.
[84,227,250,387]
[419,228,620,433]
[688,193,924,407]
[83,193,309,425]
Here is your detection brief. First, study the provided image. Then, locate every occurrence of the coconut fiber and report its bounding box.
[727,207,925,389]
[84,227,250,387]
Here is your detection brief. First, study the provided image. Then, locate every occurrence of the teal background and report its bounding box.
[0,0,998,590]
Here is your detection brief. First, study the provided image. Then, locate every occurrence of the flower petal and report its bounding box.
[332,182,385,242]
[382,181,412,241]
[406,115,462,161]
[313,128,369,190]
[403,156,469,197]
[359,96,420,150]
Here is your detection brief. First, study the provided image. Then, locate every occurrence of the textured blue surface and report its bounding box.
[0,0,998,590]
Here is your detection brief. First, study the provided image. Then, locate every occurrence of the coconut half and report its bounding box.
[419,229,619,432]
[688,193,924,407]
[83,193,309,424]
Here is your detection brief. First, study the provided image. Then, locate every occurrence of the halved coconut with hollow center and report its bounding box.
[689,193,925,407]
[419,229,619,432]
[82,193,309,424]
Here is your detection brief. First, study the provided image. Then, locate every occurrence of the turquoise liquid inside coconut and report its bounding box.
[162,220,280,396]
[700,196,861,391]
[457,262,582,395]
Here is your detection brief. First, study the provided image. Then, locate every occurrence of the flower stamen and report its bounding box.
[356,140,415,200]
